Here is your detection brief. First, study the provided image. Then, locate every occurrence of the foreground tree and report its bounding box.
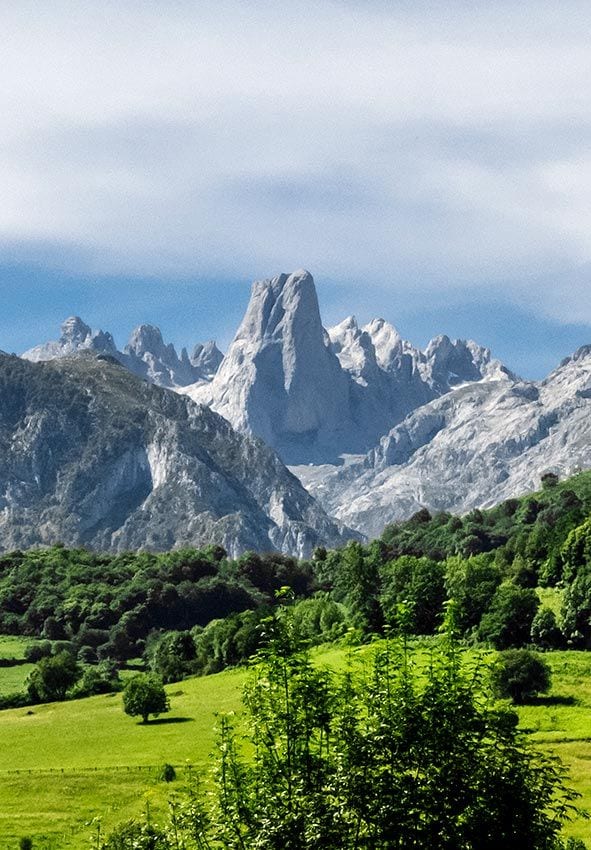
[122,674,169,724]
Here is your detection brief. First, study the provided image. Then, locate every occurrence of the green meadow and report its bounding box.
[2,647,591,848]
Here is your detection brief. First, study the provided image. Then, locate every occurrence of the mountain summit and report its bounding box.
[188,270,352,462]
[186,270,513,463]
[23,319,222,389]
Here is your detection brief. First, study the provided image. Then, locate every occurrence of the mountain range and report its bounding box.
[0,352,351,556]
[23,315,223,388]
[12,268,591,553]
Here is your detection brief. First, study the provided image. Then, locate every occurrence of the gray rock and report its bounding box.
[22,317,223,389]
[185,270,513,463]
[187,270,355,463]
[298,346,591,538]
[0,353,355,556]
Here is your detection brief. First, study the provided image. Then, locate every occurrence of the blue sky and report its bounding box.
[1,0,591,378]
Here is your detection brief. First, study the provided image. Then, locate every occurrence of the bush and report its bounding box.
[69,662,121,698]
[24,640,52,663]
[491,649,552,704]
[52,640,77,657]
[27,651,81,703]
[77,645,98,664]
[19,838,33,850]
[531,607,563,649]
[541,472,560,490]
[159,763,176,782]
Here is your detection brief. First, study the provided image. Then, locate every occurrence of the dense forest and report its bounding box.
[2,469,591,690]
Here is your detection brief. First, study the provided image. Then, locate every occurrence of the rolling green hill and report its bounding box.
[2,645,591,848]
[0,665,246,849]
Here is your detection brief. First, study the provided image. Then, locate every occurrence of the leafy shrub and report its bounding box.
[27,651,81,703]
[159,763,176,782]
[478,583,539,648]
[491,649,552,704]
[531,607,562,649]
[24,640,52,663]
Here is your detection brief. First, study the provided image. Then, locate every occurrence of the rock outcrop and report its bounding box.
[0,353,354,556]
[22,317,222,389]
[297,345,591,538]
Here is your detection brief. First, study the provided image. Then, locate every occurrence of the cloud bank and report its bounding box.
[2,0,591,320]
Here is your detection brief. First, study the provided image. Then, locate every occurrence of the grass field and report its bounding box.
[0,635,42,699]
[2,646,591,848]
[0,635,38,661]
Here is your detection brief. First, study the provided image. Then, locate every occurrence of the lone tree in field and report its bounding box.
[122,673,169,724]
[491,648,552,704]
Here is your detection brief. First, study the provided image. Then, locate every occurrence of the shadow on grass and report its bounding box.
[524,695,577,707]
[141,716,194,726]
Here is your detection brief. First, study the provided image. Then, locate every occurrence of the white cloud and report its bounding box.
[1,0,591,320]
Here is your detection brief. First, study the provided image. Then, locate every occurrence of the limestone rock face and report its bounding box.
[187,270,354,462]
[297,345,591,539]
[190,341,224,378]
[0,353,355,556]
[186,270,512,463]
[23,319,223,389]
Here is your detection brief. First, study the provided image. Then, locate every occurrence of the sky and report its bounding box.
[1,0,591,378]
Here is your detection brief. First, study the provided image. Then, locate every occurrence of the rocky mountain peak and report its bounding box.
[191,340,224,376]
[187,270,353,462]
[363,318,405,370]
[126,324,168,358]
[240,269,320,347]
[423,335,500,391]
[60,316,92,345]
[328,316,379,381]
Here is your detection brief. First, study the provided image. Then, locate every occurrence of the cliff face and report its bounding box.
[187,270,354,463]
[0,353,354,556]
[297,346,591,538]
[185,270,508,463]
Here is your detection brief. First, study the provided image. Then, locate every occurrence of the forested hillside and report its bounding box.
[1,470,591,692]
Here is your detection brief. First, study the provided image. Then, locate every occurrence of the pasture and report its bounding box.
[1,647,591,847]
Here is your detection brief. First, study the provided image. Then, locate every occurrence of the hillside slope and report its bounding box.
[0,354,353,556]
[299,347,591,537]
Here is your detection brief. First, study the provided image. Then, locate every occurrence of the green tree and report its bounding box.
[531,607,563,649]
[478,583,539,648]
[334,540,383,634]
[561,518,591,643]
[380,555,446,634]
[149,630,196,683]
[491,649,552,704]
[27,651,81,703]
[122,674,169,724]
[445,554,502,633]
[161,610,577,849]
